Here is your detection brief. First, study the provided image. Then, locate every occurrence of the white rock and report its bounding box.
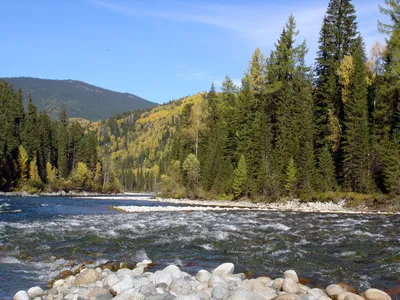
[53,279,65,288]
[337,291,352,300]
[110,275,135,294]
[196,270,212,283]
[154,272,172,286]
[195,282,209,291]
[117,268,133,277]
[282,278,301,294]
[343,293,364,300]
[273,278,285,291]
[225,288,266,300]
[212,285,228,299]
[132,266,145,276]
[27,286,44,298]
[74,269,100,286]
[102,273,120,288]
[212,263,235,277]
[13,291,29,300]
[208,276,227,288]
[253,286,278,300]
[170,278,193,295]
[326,284,344,297]
[284,270,299,283]
[365,289,391,300]
[162,265,182,280]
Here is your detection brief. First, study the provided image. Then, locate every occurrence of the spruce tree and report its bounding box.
[342,38,373,192]
[232,154,247,199]
[314,0,359,183]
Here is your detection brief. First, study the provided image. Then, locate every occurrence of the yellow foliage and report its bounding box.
[337,55,354,103]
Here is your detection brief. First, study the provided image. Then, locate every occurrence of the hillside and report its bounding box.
[92,93,206,191]
[1,77,157,121]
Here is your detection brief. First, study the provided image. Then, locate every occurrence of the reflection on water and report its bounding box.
[0,195,399,299]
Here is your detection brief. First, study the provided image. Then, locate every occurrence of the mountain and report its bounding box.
[1,77,157,121]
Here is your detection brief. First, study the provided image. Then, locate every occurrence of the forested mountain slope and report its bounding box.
[1,77,157,121]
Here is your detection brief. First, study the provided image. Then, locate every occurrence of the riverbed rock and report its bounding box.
[253,286,278,299]
[337,291,352,300]
[196,270,212,283]
[110,276,135,294]
[343,293,364,300]
[212,263,235,277]
[132,266,145,276]
[103,273,120,288]
[284,270,299,283]
[271,293,301,300]
[273,278,285,291]
[117,268,133,277]
[163,265,183,279]
[227,280,238,291]
[13,291,30,300]
[282,278,301,294]
[27,286,44,298]
[225,288,266,300]
[86,286,110,298]
[208,276,227,288]
[75,269,100,286]
[211,285,228,299]
[170,278,193,295]
[326,284,344,297]
[364,288,392,300]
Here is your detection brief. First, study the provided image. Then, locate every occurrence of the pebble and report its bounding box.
[13,263,393,300]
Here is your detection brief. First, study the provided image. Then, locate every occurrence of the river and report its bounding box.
[0,195,399,299]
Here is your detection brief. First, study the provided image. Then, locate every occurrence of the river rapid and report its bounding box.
[0,195,399,299]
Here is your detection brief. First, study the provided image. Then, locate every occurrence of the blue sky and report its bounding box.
[1,0,387,104]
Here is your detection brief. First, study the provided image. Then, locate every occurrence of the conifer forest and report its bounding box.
[1,0,400,205]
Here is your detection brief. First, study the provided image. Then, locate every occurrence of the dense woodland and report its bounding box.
[0,83,120,193]
[1,0,400,204]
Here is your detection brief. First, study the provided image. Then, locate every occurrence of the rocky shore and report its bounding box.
[13,261,392,300]
[111,197,397,215]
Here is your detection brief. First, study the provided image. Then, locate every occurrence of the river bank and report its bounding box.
[84,195,398,215]
[13,261,394,300]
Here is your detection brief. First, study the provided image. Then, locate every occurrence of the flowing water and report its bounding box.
[0,195,399,299]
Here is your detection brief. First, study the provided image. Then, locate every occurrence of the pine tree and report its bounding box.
[314,0,359,182]
[285,157,297,196]
[318,144,337,191]
[232,154,247,199]
[266,15,315,195]
[342,38,373,192]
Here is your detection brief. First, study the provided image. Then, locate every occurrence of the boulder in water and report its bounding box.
[13,291,29,300]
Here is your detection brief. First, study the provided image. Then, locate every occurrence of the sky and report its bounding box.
[1,0,388,104]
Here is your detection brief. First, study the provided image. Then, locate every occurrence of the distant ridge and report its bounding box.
[1,77,158,121]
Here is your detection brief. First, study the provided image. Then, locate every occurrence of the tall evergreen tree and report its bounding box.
[342,38,373,192]
[314,0,359,182]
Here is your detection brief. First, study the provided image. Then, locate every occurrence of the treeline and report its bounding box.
[161,0,400,200]
[0,81,120,193]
